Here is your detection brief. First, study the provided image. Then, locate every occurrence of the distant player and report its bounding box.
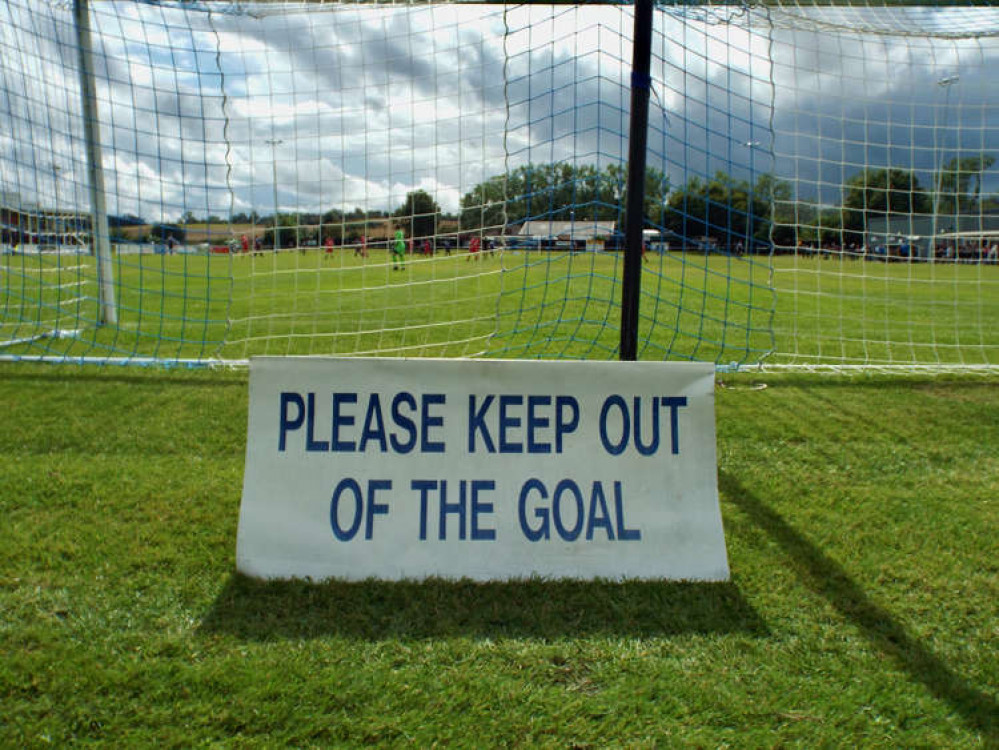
[355,235,368,258]
[241,234,250,254]
[392,229,406,270]
[423,238,432,256]
[467,235,481,261]
[325,237,334,257]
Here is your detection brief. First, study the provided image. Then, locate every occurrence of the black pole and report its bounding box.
[619,0,655,361]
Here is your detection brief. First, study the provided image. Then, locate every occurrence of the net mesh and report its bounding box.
[2,1,998,372]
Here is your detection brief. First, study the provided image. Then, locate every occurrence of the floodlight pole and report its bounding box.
[930,74,958,261]
[75,0,117,325]
[266,139,283,250]
[619,0,654,361]
[51,164,62,246]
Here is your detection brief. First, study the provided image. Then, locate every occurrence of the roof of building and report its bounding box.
[517,220,617,240]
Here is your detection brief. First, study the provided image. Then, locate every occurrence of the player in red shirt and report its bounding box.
[355,235,368,258]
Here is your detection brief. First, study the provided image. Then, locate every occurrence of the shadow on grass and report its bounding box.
[719,470,998,742]
[199,574,766,641]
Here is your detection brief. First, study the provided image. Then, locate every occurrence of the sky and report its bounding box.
[2,0,998,225]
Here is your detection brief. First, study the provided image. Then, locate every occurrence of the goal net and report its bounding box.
[2,1,998,372]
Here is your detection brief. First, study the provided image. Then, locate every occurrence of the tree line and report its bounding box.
[454,155,997,248]
[111,153,995,249]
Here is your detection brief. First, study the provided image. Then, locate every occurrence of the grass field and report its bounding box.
[3,247,999,369]
[2,244,998,744]
[1,364,997,746]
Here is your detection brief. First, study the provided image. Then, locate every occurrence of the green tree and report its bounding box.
[459,174,509,231]
[321,208,345,225]
[394,190,441,239]
[663,171,769,249]
[458,162,668,233]
[934,154,996,214]
[842,168,930,234]
[264,213,297,249]
[613,163,671,230]
[981,194,999,212]
[753,173,797,247]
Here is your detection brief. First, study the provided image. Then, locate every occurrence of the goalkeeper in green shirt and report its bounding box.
[392,229,406,270]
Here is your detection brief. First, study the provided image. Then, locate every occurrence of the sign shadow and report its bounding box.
[198,573,767,641]
[719,470,998,742]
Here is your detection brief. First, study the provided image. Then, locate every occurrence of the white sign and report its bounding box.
[236,357,729,581]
